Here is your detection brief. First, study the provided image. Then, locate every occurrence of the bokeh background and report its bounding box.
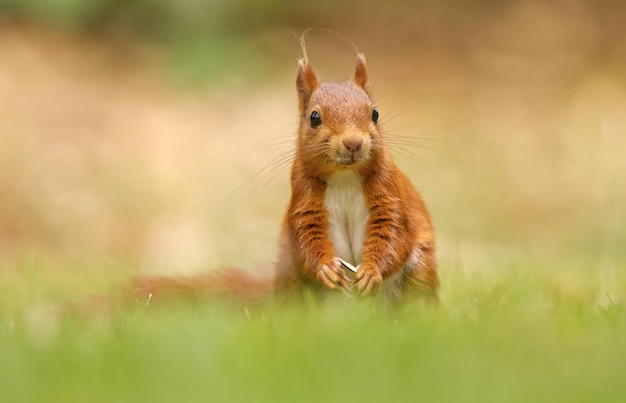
[1,0,624,286]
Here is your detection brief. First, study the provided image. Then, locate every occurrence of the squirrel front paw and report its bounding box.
[316,257,351,295]
[351,263,382,296]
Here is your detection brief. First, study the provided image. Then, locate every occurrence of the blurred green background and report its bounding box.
[1,1,626,402]
[1,0,624,274]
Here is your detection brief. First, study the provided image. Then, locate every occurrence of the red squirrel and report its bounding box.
[78,51,438,312]
[273,53,438,302]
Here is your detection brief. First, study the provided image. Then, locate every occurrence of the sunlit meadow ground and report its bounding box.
[1,10,625,402]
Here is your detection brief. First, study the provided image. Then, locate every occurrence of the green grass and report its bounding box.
[1,253,624,403]
[1,5,625,399]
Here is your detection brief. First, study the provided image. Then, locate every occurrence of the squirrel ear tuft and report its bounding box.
[296,59,318,115]
[353,54,368,89]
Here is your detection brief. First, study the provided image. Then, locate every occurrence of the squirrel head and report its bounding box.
[296,55,381,175]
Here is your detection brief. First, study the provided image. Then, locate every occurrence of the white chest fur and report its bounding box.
[324,171,369,265]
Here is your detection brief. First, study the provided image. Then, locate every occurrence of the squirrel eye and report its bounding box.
[372,107,379,123]
[310,110,322,128]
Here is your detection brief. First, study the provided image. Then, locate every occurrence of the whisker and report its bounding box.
[385,130,455,144]
[370,70,381,96]
[383,139,457,162]
[386,133,454,143]
[385,144,435,175]
[257,138,297,148]
[378,111,407,126]
[300,143,329,159]
[259,124,299,137]
[257,150,295,187]
[230,150,295,198]
[256,156,294,190]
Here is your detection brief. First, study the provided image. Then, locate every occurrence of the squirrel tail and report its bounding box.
[67,268,275,315]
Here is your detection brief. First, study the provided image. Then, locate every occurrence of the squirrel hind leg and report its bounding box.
[383,247,439,305]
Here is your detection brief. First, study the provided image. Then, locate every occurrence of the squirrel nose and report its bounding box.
[343,137,363,153]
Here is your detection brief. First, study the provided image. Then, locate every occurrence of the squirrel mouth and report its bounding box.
[326,149,369,168]
[330,156,363,167]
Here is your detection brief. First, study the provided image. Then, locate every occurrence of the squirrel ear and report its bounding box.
[296,59,318,114]
[353,54,368,89]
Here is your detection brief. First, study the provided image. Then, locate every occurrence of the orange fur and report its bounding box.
[275,54,438,301]
[76,52,438,311]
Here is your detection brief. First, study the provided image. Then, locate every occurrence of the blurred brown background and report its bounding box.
[0,0,624,277]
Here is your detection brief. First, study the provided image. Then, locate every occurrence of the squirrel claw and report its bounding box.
[351,264,382,297]
[317,257,351,294]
